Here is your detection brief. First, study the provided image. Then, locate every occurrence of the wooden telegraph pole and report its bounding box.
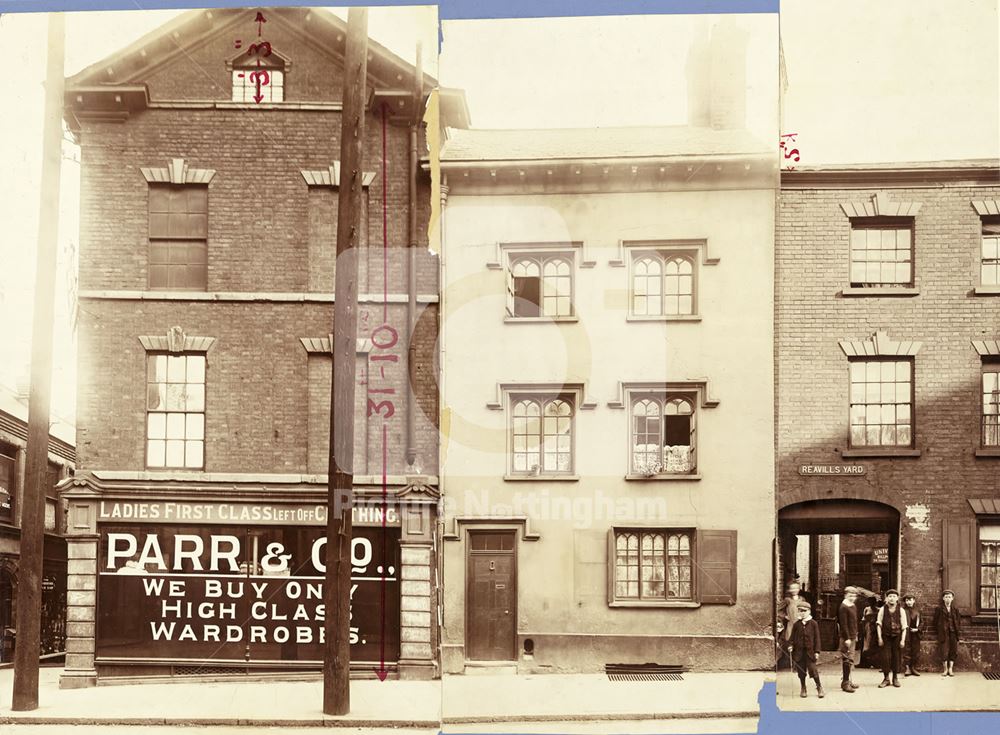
[12,12,66,711]
[323,7,368,716]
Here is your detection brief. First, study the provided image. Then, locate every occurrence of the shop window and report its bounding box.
[979,524,1000,612]
[848,359,913,448]
[849,219,914,288]
[0,445,15,525]
[148,184,208,290]
[146,353,206,469]
[630,393,696,475]
[631,251,696,317]
[45,461,60,532]
[509,393,574,476]
[610,528,737,606]
[506,253,573,318]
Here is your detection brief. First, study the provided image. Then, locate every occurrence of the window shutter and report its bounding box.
[689,407,697,471]
[505,266,515,316]
[698,529,737,604]
[942,519,976,611]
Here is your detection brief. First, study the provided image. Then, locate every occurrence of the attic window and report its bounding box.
[229,45,286,103]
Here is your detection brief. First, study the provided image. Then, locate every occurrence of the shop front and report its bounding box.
[59,478,438,686]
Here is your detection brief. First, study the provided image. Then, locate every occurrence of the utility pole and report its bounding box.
[323,6,368,716]
[12,12,65,712]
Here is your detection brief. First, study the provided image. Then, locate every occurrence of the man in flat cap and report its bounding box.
[837,586,860,692]
[876,588,908,687]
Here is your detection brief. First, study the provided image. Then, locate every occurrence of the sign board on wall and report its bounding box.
[873,547,889,565]
[96,524,401,664]
[798,464,867,476]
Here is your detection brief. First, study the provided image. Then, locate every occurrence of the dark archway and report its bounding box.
[777,500,901,652]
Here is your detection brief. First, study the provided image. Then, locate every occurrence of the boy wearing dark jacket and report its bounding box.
[837,586,860,692]
[876,589,908,688]
[787,600,825,698]
[903,592,921,676]
[934,589,962,676]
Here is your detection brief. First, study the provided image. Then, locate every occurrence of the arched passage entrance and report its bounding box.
[777,499,901,651]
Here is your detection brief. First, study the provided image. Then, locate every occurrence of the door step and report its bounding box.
[464,661,518,676]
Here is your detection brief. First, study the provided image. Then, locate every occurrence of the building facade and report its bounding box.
[776,160,1000,668]
[59,7,457,686]
[438,28,777,673]
[0,385,76,663]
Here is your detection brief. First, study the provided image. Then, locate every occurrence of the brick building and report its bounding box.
[0,384,76,663]
[776,160,1000,668]
[438,22,777,674]
[59,7,466,686]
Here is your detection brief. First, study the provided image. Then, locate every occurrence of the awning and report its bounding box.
[968,498,1000,515]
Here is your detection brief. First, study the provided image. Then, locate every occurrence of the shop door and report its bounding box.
[466,531,516,661]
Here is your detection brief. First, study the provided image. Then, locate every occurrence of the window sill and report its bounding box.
[504,474,579,482]
[609,600,700,609]
[504,316,579,324]
[973,286,1000,296]
[625,473,701,481]
[971,614,1000,623]
[842,287,920,297]
[975,448,1000,458]
[626,315,702,323]
[840,448,921,458]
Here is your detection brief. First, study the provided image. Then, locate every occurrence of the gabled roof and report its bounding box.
[65,6,470,127]
[441,125,771,164]
[69,6,427,91]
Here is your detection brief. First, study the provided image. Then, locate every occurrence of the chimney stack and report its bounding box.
[686,19,749,130]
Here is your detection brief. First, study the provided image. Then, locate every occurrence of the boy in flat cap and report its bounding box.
[876,588,908,687]
[837,586,860,692]
[934,589,962,676]
[787,600,825,698]
[902,592,921,676]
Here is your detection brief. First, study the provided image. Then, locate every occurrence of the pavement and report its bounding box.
[0,666,769,730]
[776,663,1000,712]
[441,672,766,725]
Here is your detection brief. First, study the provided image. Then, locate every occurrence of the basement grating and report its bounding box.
[173,665,246,677]
[983,672,1000,680]
[608,672,684,681]
[605,663,686,682]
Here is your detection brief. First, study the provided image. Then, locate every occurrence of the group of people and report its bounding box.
[780,582,963,698]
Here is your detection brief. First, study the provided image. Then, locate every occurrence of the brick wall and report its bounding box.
[77,108,433,295]
[75,299,438,476]
[777,179,1000,634]
[74,14,439,479]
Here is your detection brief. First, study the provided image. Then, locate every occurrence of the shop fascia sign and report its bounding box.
[96,499,400,526]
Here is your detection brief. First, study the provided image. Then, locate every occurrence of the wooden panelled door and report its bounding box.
[466,531,516,661]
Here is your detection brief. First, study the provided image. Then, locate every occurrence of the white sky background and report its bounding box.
[1,1,999,423]
[0,6,437,423]
[439,13,779,141]
[780,0,1000,164]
